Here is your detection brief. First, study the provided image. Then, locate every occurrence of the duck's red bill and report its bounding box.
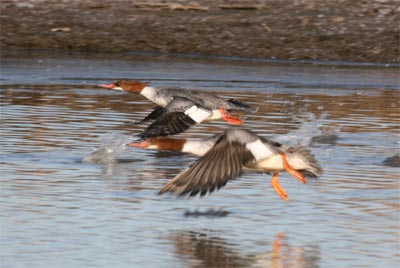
[127,140,150,148]
[98,83,116,89]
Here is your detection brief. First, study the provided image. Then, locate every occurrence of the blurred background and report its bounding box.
[1,0,399,63]
[1,1,399,268]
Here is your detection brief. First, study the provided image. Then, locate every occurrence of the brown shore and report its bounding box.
[1,0,399,63]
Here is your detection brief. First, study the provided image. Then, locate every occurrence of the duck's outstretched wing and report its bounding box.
[139,97,212,139]
[158,132,256,196]
[133,106,165,125]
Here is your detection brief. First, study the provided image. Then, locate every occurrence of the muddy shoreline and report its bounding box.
[1,0,399,63]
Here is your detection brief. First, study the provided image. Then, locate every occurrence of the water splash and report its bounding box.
[82,133,136,165]
[275,112,339,146]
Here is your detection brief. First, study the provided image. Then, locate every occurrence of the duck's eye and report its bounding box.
[115,82,120,86]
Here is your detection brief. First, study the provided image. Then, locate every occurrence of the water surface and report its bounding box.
[1,51,399,268]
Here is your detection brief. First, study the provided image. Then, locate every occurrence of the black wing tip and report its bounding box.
[157,173,229,198]
[139,112,196,138]
[138,130,168,139]
[157,189,166,195]
[227,99,258,113]
[158,183,183,196]
[139,106,165,123]
[158,183,215,198]
[138,128,178,139]
[300,170,320,179]
[158,181,174,195]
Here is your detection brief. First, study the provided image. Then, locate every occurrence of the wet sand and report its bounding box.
[1,0,399,63]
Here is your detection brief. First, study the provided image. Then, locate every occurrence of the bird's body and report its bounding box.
[129,128,323,200]
[99,80,256,138]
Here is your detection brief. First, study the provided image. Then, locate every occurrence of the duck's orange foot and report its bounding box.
[127,140,150,148]
[271,172,288,201]
[281,154,307,184]
[219,108,243,125]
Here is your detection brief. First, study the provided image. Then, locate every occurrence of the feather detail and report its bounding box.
[158,138,254,196]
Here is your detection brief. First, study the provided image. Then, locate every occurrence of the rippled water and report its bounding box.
[1,51,399,268]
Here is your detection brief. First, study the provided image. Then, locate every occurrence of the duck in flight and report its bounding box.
[99,80,257,138]
[128,128,323,201]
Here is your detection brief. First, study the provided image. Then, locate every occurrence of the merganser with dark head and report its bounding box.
[128,128,322,201]
[98,80,257,138]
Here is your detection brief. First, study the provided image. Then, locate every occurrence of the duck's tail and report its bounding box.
[227,99,258,113]
[284,146,323,179]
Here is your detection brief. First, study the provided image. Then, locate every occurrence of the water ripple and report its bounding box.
[1,54,399,268]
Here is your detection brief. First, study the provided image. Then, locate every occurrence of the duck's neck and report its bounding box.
[148,137,186,152]
[140,86,159,102]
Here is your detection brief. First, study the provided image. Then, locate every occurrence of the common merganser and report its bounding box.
[99,80,257,138]
[128,128,323,200]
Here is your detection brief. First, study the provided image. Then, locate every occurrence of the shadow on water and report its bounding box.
[382,154,400,167]
[169,231,320,268]
[184,208,231,218]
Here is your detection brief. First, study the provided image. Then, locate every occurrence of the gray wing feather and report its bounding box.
[158,137,255,197]
[139,97,211,138]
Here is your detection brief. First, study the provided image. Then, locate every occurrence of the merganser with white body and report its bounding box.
[128,128,323,201]
[99,80,257,138]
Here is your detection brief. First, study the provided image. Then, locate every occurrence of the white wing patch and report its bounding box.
[246,139,275,161]
[182,140,211,156]
[184,105,212,123]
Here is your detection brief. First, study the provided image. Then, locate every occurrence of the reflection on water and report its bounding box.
[171,231,254,268]
[170,231,320,268]
[1,51,399,268]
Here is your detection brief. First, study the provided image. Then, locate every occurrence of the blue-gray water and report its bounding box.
[1,51,399,268]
